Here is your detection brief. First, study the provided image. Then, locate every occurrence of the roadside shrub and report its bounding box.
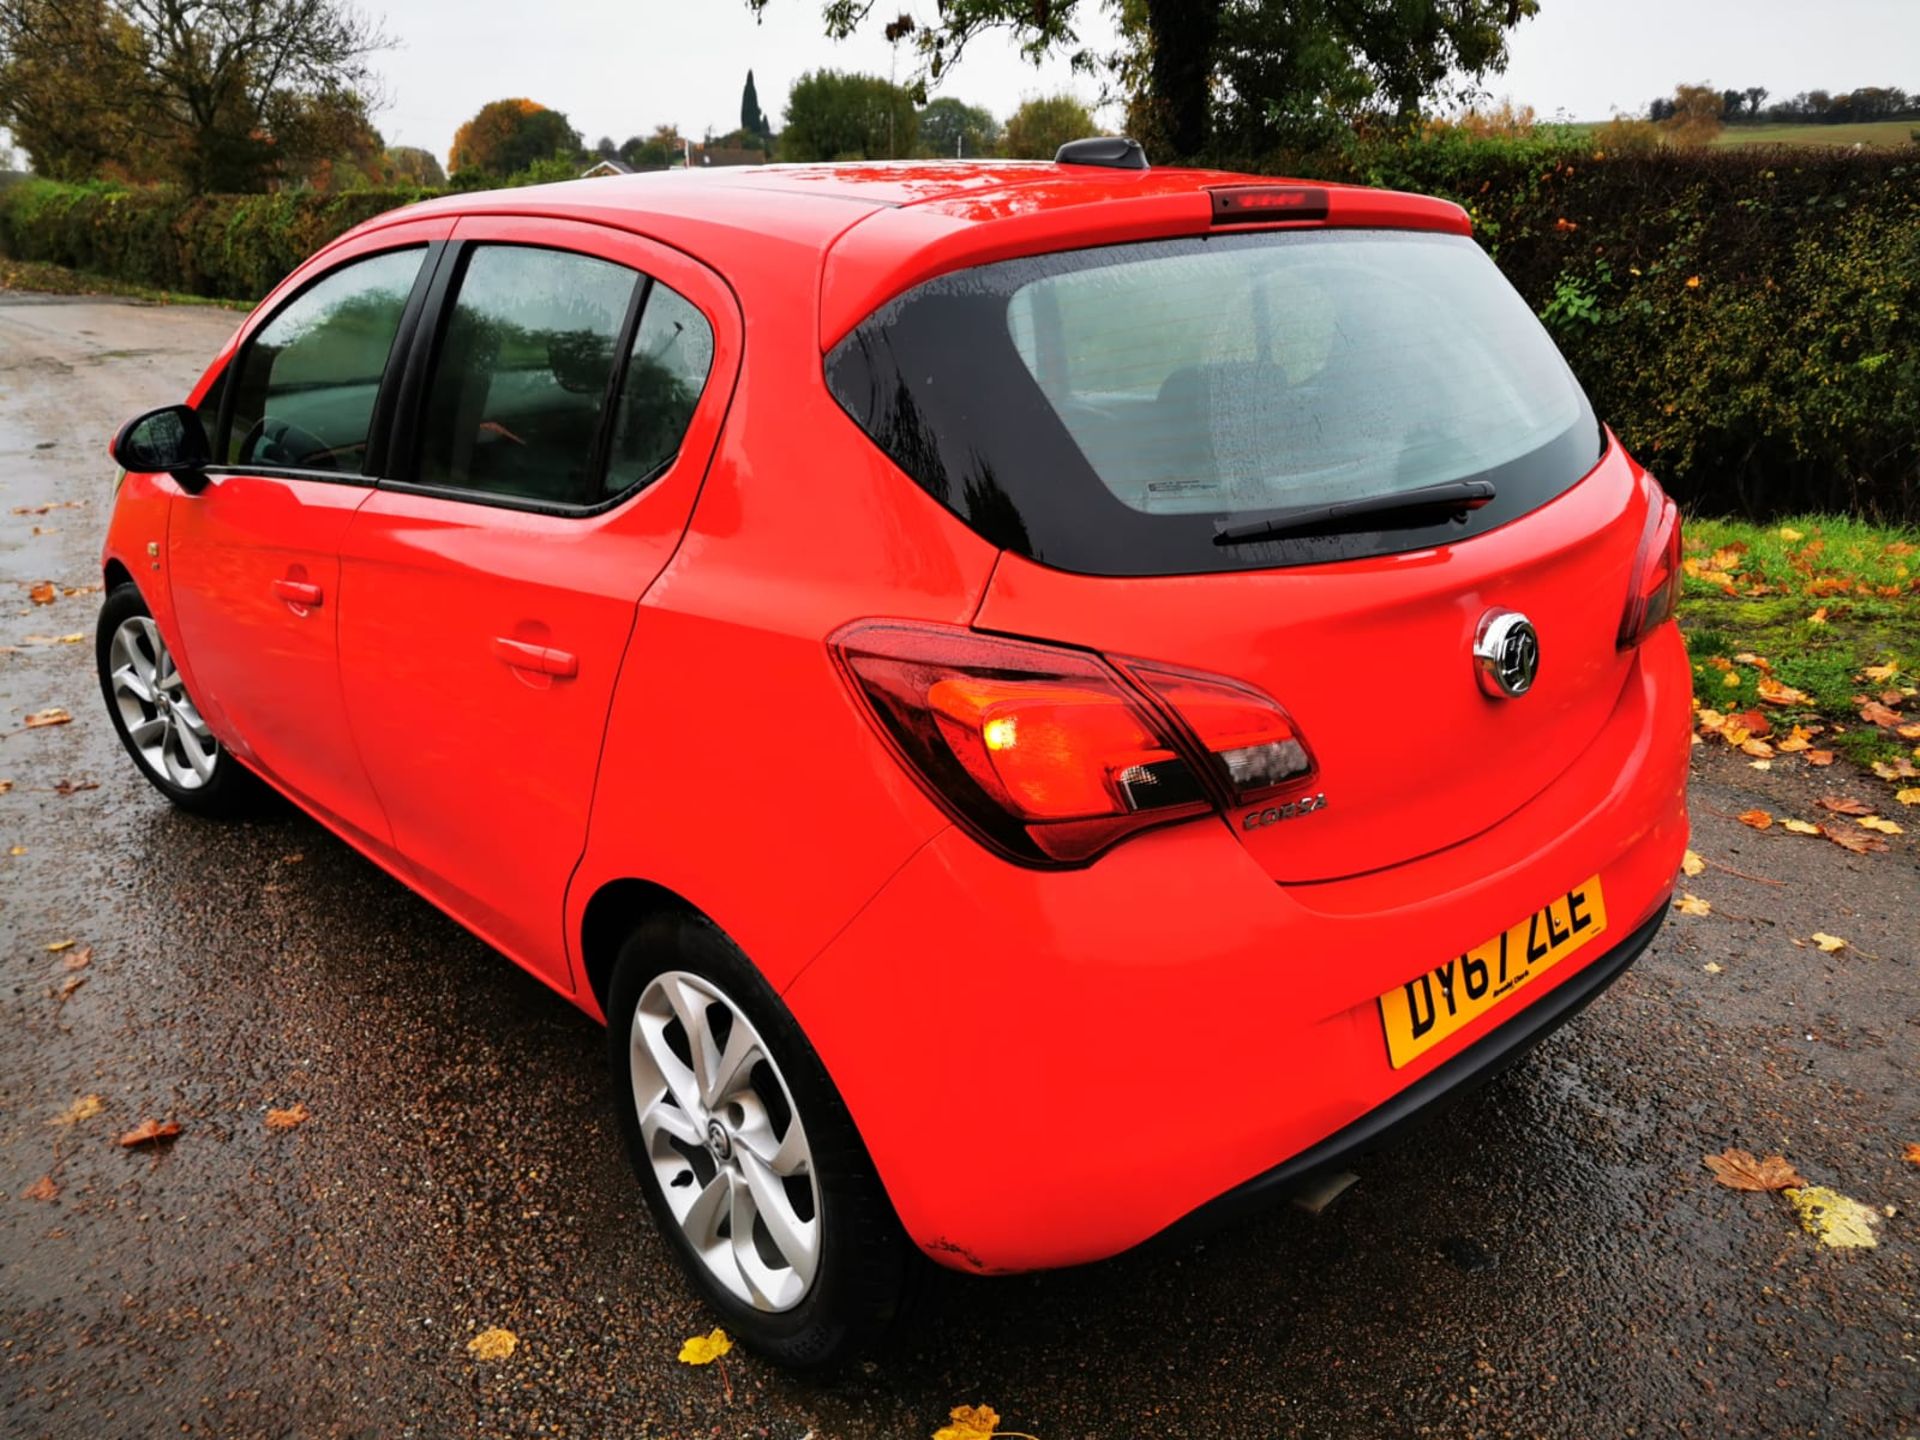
[0,180,436,301]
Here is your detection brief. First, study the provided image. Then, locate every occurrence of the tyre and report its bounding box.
[606,912,919,1367]
[96,583,267,818]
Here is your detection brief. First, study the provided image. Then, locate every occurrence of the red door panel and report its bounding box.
[336,216,741,991]
[167,475,390,843]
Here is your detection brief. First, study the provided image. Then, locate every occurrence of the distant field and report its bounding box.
[1714,120,1916,148]
[1566,119,1915,149]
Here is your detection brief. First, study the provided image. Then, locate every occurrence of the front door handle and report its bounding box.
[493,637,579,679]
[272,578,323,608]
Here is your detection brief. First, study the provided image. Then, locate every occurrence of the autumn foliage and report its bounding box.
[447,98,581,177]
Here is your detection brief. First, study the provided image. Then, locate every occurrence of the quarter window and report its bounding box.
[227,247,424,474]
[603,282,714,497]
[415,246,637,507]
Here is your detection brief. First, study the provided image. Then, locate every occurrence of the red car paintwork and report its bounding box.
[103,161,1690,1275]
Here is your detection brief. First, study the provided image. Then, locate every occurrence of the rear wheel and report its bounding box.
[96,583,266,818]
[606,913,918,1367]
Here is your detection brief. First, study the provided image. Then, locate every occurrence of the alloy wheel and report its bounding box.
[630,970,823,1312]
[107,615,219,790]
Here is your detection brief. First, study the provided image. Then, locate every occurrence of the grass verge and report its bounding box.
[1680,514,1920,780]
[0,257,253,310]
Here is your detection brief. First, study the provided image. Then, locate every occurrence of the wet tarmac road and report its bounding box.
[2,294,1917,1439]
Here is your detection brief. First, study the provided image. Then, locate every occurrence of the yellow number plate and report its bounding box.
[1378,876,1608,1070]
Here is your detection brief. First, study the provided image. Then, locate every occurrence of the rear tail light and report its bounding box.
[1618,479,1682,649]
[831,622,1315,866]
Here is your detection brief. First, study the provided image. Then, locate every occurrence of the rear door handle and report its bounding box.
[272,579,323,608]
[493,637,579,679]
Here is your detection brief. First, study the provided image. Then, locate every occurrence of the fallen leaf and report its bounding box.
[1777,527,1804,542]
[1860,701,1903,728]
[265,1102,309,1131]
[117,1119,181,1148]
[1862,661,1900,682]
[1811,933,1848,953]
[1748,759,1772,771]
[1817,796,1875,816]
[1681,849,1706,876]
[1904,1143,1920,1166]
[1674,892,1712,916]
[1881,689,1907,707]
[1704,1148,1806,1192]
[934,1406,1003,1440]
[1702,961,1723,974]
[1739,738,1774,759]
[0,779,11,794]
[1858,816,1903,835]
[51,1094,103,1126]
[22,708,71,728]
[1806,749,1836,766]
[1696,708,1726,734]
[1775,725,1814,753]
[1737,809,1772,830]
[1757,677,1812,706]
[56,633,83,644]
[1821,824,1888,855]
[1808,607,1829,625]
[1786,1186,1880,1249]
[51,779,98,797]
[63,947,91,972]
[1896,788,1920,806]
[1721,671,1741,689]
[45,938,75,952]
[9,845,25,856]
[27,581,55,605]
[678,1328,733,1365]
[1899,722,1920,741]
[54,974,85,1002]
[22,1174,58,1202]
[466,1327,518,1362]
[1781,819,1821,835]
[1873,758,1920,781]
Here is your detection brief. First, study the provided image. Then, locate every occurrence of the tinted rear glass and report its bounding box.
[827,230,1604,575]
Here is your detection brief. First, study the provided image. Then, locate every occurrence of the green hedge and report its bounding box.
[0,180,435,304]
[4,147,1916,521]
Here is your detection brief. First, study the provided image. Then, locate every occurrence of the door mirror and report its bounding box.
[111,404,212,492]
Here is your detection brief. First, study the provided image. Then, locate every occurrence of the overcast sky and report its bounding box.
[259,0,1920,159]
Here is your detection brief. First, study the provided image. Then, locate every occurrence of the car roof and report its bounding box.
[358,160,1471,348]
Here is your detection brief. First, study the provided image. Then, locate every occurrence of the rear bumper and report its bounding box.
[1150,902,1666,1250]
[785,625,1690,1274]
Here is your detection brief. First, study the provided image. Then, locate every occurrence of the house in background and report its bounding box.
[579,158,634,178]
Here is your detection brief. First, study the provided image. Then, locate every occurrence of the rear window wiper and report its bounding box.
[1213,479,1497,545]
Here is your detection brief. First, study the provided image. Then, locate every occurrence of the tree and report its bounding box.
[0,0,389,191]
[385,144,445,187]
[619,125,686,168]
[778,69,917,161]
[741,68,771,140]
[448,98,582,177]
[1661,83,1723,148]
[1742,86,1768,118]
[1001,93,1094,159]
[749,0,1537,160]
[916,96,1000,156]
[593,135,618,160]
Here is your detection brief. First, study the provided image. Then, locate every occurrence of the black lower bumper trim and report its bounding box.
[1151,901,1669,1249]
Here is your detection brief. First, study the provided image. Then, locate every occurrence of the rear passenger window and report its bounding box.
[415,246,637,506]
[603,282,714,497]
[227,247,424,473]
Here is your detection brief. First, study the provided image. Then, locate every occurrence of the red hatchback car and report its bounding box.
[98,147,1689,1365]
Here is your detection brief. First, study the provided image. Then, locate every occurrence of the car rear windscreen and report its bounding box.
[826,229,1605,575]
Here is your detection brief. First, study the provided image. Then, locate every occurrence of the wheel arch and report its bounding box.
[103,557,135,592]
[578,877,714,1020]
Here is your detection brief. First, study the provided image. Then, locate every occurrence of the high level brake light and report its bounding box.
[831,622,1316,866]
[1618,478,1682,650]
